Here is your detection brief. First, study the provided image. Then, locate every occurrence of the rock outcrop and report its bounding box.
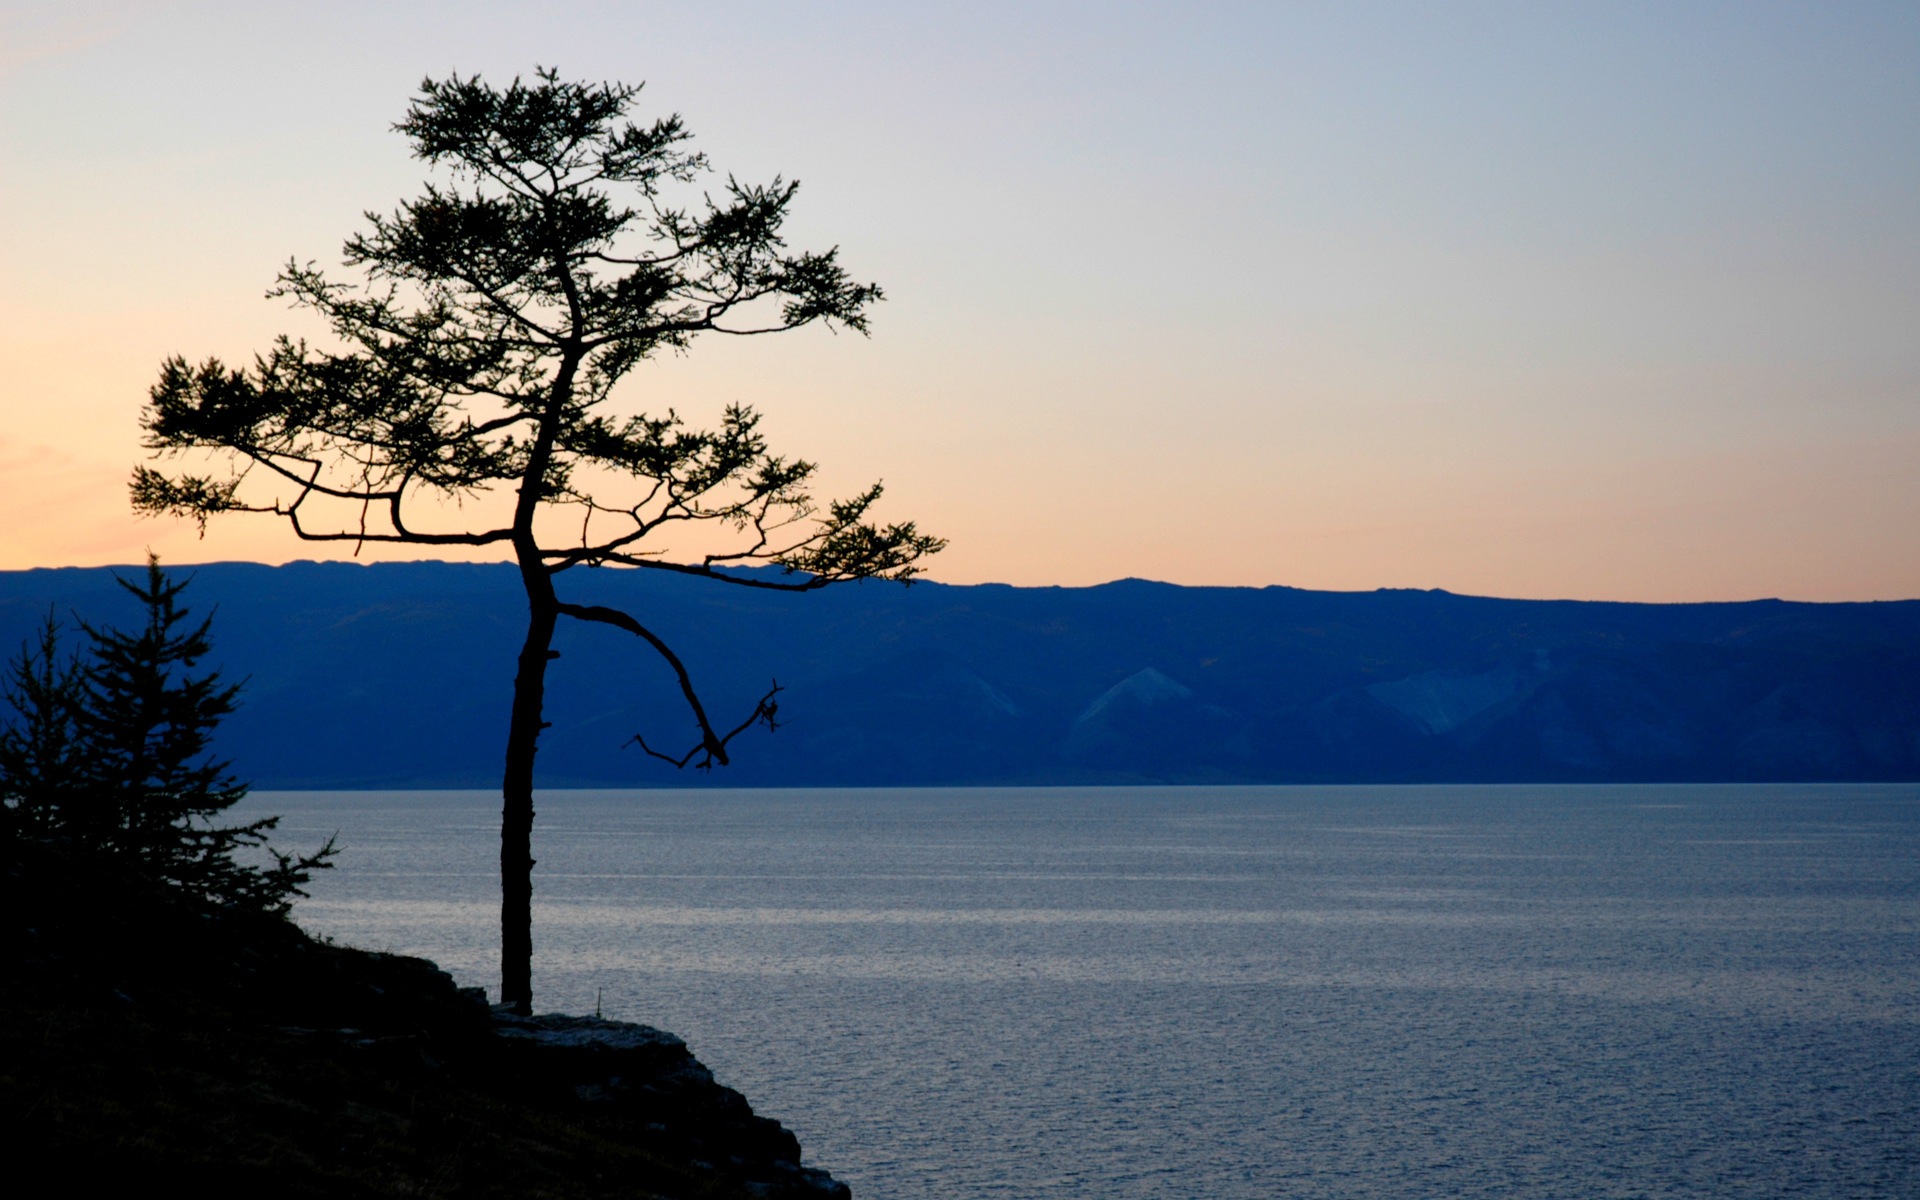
[489,1011,849,1198]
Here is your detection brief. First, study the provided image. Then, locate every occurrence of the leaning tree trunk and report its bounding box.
[498,351,578,1013]
[501,567,559,1013]
[499,603,553,1012]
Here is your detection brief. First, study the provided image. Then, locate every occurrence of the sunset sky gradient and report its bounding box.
[2,1,1916,600]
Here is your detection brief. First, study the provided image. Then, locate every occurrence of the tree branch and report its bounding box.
[552,554,829,590]
[554,600,780,766]
[632,679,782,770]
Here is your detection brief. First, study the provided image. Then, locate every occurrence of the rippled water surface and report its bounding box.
[251,784,1920,1199]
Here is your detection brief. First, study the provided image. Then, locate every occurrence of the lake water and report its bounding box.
[249,784,1920,1199]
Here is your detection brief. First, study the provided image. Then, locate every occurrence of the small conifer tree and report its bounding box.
[0,556,334,912]
[0,616,87,840]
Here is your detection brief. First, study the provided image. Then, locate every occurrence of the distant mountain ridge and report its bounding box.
[3,562,1917,787]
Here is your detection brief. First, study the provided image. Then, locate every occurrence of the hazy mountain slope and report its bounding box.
[3,563,1916,786]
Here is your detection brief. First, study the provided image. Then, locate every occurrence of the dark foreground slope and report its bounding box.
[3,561,1918,786]
[0,840,848,1199]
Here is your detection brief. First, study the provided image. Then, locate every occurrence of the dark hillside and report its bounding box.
[2,563,1916,786]
[0,838,848,1198]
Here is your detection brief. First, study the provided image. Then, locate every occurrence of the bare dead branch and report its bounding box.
[555,601,782,766]
[631,680,783,770]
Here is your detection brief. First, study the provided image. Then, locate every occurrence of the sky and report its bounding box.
[2,0,1916,601]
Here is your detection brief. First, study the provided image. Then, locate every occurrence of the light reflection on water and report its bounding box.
[249,784,1920,1199]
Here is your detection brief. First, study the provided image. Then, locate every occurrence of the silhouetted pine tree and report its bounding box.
[134,69,942,1010]
[0,555,333,911]
[0,615,87,840]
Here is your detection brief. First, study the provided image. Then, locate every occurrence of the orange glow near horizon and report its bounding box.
[3,4,1916,603]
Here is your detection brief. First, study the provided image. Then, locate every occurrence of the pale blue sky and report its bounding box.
[3,1,1916,598]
